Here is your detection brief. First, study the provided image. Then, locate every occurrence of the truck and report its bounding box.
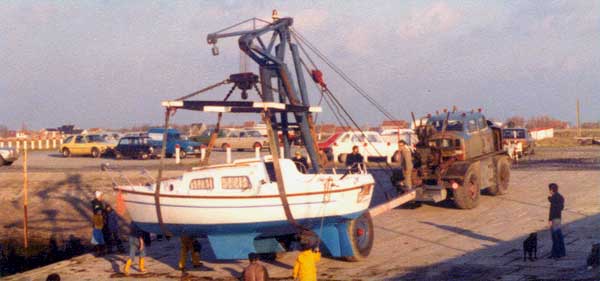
[146,128,201,158]
[404,110,511,209]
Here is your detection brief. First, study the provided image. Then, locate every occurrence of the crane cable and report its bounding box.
[292,33,395,174]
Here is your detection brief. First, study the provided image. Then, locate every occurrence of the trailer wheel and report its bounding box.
[453,165,481,209]
[343,212,374,261]
[488,157,510,196]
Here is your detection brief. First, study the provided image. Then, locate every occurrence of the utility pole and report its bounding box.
[23,143,29,249]
[576,98,581,137]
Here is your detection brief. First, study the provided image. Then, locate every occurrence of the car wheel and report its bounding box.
[338,153,348,164]
[179,150,186,159]
[62,148,71,158]
[114,152,123,160]
[487,157,510,196]
[139,152,149,160]
[91,148,100,158]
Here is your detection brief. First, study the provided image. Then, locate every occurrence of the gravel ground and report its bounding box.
[2,147,600,280]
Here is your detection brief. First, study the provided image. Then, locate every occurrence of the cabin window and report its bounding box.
[221,176,252,190]
[190,178,214,190]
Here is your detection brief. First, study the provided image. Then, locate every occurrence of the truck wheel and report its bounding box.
[338,153,347,164]
[454,165,481,209]
[488,157,510,196]
[62,148,71,158]
[343,212,374,261]
[91,148,100,158]
[179,150,187,159]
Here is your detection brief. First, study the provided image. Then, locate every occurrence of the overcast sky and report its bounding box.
[1,1,598,130]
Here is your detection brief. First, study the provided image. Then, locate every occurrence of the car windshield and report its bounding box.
[246,130,262,137]
[428,119,464,131]
[503,129,526,139]
[87,135,106,142]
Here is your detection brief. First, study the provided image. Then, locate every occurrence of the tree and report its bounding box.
[525,115,569,130]
[0,125,8,138]
[505,116,525,128]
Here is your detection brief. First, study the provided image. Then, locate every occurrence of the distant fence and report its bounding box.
[0,137,64,151]
[530,128,554,140]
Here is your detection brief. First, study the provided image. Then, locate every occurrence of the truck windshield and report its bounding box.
[503,129,526,139]
[428,119,464,131]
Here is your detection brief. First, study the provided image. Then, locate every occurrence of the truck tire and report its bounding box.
[454,165,481,209]
[488,157,510,196]
[179,150,187,159]
[338,153,347,164]
[62,148,71,158]
[343,212,374,262]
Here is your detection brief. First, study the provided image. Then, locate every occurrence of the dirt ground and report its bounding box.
[1,147,600,280]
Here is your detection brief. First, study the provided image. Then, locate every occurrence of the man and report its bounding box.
[345,145,364,170]
[397,140,413,190]
[292,151,309,173]
[293,244,321,281]
[179,235,202,271]
[242,252,269,281]
[105,205,124,253]
[548,183,565,259]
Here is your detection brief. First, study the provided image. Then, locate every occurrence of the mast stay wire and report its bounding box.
[290,29,398,122]
[291,32,395,174]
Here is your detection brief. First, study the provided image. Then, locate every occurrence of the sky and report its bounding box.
[1,1,599,130]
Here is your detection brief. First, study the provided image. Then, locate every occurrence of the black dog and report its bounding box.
[523,232,538,261]
[587,243,600,269]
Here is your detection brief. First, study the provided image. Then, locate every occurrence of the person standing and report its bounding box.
[123,223,147,275]
[105,205,124,253]
[178,235,202,271]
[397,140,414,190]
[242,252,269,281]
[345,145,364,171]
[90,209,105,256]
[292,244,321,281]
[292,151,309,173]
[548,183,565,259]
[91,191,105,214]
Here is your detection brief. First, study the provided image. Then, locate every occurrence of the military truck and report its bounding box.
[406,110,511,209]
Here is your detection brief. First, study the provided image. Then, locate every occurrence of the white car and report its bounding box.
[379,129,418,151]
[0,147,19,166]
[321,131,397,164]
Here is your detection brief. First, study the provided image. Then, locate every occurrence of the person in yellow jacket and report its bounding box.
[293,245,321,281]
[179,235,202,271]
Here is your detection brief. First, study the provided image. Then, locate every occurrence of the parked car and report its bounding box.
[318,131,397,164]
[147,128,201,158]
[0,147,19,166]
[113,136,160,160]
[189,128,225,145]
[214,129,269,151]
[502,128,535,158]
[60,134,116,158]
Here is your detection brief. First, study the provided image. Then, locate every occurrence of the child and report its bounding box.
[293,244,321,281]
[90,209,105,256]
[123,223,147,275]
[242,252,269,281]
[105,205,124,253]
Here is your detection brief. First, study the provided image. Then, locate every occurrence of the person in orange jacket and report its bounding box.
[293,244,321,281]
